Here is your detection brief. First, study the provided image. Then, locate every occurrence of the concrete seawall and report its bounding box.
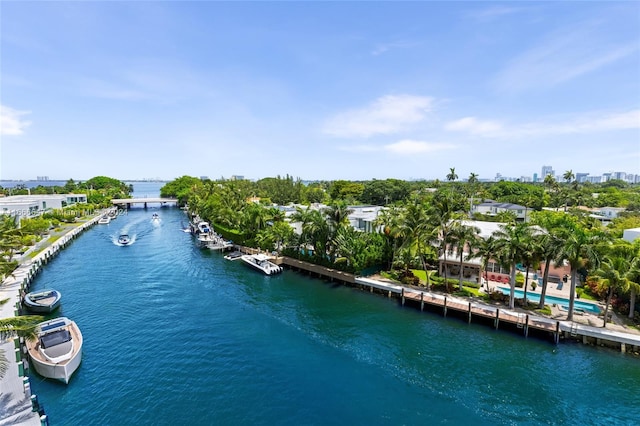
[0,212,106,426]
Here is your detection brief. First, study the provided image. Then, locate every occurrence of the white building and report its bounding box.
[0,194,87,219]
[471,200,531,221]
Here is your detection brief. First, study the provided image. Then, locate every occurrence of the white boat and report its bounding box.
[98,215,111,224]
[118,234,132,245]
[240,253,282,275]
[26,317,83,384]
[196,221,210,234]
[23,289,62,313]
[223,251,243,261]
[152,213,160,221]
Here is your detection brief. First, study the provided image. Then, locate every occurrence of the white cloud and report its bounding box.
[384,140,455,154]
[1,105,32,135]
[445,109,640,139]
[444,117,503,137]
[339,139,455,155]
[497,26,639,92]
[323,94,434,138]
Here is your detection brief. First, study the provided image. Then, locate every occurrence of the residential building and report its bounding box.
[0,194,87,219]
[541,165,554,178]
[471,200,531,221]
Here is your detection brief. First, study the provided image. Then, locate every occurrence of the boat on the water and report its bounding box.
[98,215,111,224]
[118,234,132,245]
[152,213,160,221]
[223,251,243,261]
[240,253,282,275]
[26,317,83,384]
[23,289,62,313]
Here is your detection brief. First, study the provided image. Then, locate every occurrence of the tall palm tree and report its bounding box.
[535,229,565,309]
[428,192,464,290]
[398,200,435,289]
[493,222,532,309]
[323,202,354,262]
[446,167,458,182]
[373,206,403,270]
[592,252,631,328]
[563,170,575,184]
[627,256,640,319]
[470,235,498,290]
[448,224,481,291]
[555,223,607,321]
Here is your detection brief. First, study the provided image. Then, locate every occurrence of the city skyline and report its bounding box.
[1,2,639,181]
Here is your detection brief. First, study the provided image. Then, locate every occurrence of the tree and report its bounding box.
[448,224,481,291]
[0,313,43,379]
[493,223,533,309]
[446,167,458,182]
[555,222,607,321]
[397,200,436,289]
[533,225,565,310]
[592,243,634,327]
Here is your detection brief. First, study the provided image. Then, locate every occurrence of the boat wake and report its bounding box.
[112,234,137,246]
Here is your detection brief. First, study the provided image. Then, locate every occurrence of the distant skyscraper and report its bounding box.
[532,173,538,182]
[541,165,554,177]
[575,173,589,183]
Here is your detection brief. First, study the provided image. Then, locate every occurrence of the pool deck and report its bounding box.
[0,213,105,425]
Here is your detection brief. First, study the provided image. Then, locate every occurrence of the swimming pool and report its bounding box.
[496,287,602,314]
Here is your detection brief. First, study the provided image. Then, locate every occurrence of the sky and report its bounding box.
[1,1,639,182]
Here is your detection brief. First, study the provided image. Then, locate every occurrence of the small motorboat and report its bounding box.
[98,215,111,224]
[26,317,83,384]
[152,213,160,221]
[118,234,132,245]
[23,289,62,313]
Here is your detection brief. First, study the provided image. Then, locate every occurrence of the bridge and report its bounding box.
[111,198,179,208]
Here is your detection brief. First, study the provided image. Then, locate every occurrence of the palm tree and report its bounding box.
[468,173,479,184]
[627,256,640,319]
[448,224,481,291]
[0,313,43,379]
[323,202,354,262]
[397,200,435,289]
[563,170,575,184]
[592,253,630,328]
[446,167,458,182]
[291,207,329,262]
[555,223,607,321]
[493,222,532,309]
[535,229,565,309]
[470,235,498,290]
[428,192,464,291]
[373,206,403,270]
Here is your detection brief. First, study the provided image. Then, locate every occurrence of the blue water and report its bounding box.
[24,185,640,425]
[497,287,602,314]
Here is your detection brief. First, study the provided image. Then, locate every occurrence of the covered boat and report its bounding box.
[26,317,83,384]
[23,289,62,313]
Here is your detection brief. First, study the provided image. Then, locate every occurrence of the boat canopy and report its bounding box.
[40,329,72,349]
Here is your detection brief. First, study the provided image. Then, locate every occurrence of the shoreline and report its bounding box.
[272,255,640,355]
[0,211,108,426]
